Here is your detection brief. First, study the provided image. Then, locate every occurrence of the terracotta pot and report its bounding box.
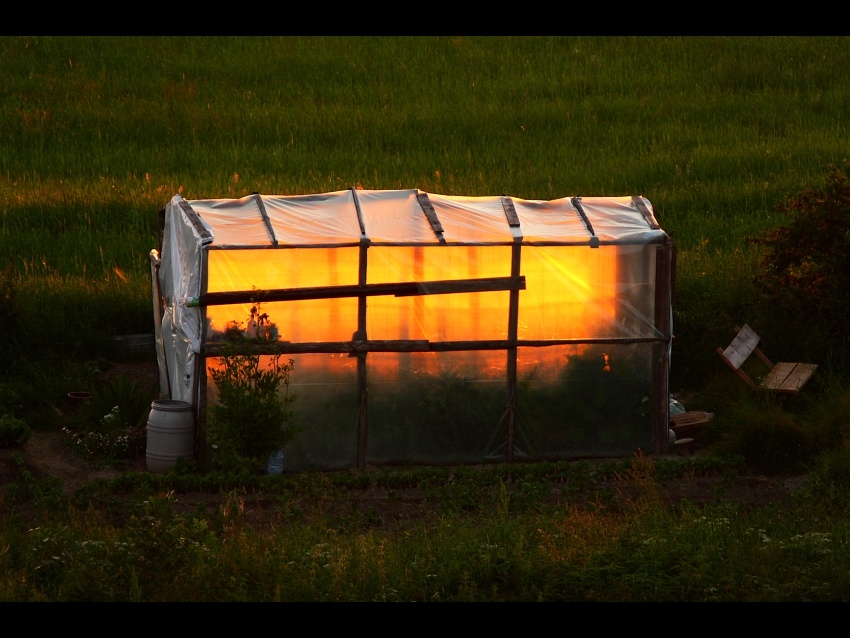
[66,391,93,412]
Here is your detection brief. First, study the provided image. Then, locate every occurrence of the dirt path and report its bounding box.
[0,360,156,492]
[13,429,146,492]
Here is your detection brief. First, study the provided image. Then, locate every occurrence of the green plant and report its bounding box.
[806,446,850,508]
[718,403,813,474]
[207,340,297,474]
[753,160,850,358]
[0,414,31,447]
[0,383,22,417]
[62,375,155,464]
[0,262,21,364]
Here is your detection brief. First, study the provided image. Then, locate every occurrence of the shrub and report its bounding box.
[753,160,850,356]
[0,383,22,416]
[0,263,22,369]
[207,341,297,474]
[0,414,31,447]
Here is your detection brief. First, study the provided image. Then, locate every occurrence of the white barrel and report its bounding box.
[146,400,195,473]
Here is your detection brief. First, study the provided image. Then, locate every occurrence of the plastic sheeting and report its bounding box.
[172,189,662,248]
[155,188,671,468]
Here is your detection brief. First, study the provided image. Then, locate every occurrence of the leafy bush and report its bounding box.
[0,413,31,447]
[207,341,297,474]
[0,383,22,416]
[753,160,850,356]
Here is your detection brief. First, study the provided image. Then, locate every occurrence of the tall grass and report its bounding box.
[4,455,850,601]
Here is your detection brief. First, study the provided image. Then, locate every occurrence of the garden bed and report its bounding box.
[1,428,807,531]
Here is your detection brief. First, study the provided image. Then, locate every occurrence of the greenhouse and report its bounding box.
[151,188,674,471]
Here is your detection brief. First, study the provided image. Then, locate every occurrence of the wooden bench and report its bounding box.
[717,324,817,394]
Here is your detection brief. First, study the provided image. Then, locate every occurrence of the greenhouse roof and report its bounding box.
[175,189,665,248]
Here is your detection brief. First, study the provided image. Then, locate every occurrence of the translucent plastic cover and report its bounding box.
[156,189,671,467]
[181,190,663,248]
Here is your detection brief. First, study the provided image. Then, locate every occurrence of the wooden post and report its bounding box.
[356,241,369,470]
[506,242,522,463]
[653,236,673,455]
[196,246,210,466]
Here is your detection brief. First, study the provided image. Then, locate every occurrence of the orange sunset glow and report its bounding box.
[203,244,618,381]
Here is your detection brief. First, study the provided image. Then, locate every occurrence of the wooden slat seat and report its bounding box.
[717,324,817,394]
[670,410,714,440]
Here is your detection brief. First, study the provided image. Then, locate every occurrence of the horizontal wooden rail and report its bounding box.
[189,276,525,307]
[203,335,669,356]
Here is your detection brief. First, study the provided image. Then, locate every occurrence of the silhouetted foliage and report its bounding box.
[0,260,21,363]
[753,161,850,351]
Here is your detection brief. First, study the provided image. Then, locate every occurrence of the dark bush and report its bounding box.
[0,414,32,447]
[0,262,22,369]
[753,160,850,357]
[737,419,812,474]
[711,396,815,474]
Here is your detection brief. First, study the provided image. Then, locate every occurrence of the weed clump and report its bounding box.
[714,399,814,474]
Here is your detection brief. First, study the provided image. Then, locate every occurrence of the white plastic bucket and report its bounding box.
[146,400,195,473]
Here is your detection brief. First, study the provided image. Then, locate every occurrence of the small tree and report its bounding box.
[207,341,297,474]
[754,160,850,353]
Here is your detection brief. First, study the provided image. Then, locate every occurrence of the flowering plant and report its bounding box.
[63,376,154,466]
[63,406,147,464]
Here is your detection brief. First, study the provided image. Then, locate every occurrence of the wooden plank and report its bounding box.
[506,243,521,463]
[416,192,446,242]
[501,196,521,227]
[782,363,818,392]
[351,187,368,237]
[722,324,760,370]
[404,277,525,296]
[253,193,278,246]
[205,335,672,357]
[751,345,775,370]
[654,237,673,455]
[191,276,526,307]
[670,411,714,427]
[178,200,213,243]
[671,411,714,440]
[632,195,661,230]
[763,362,818,393]
[571,197,599,247]
[197,248,210,465]
[356,234,368,469]
[761,362,795,391]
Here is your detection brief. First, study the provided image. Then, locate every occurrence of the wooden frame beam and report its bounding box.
[190,276,526,307]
